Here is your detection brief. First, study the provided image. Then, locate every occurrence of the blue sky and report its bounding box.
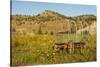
[11,0,96,16]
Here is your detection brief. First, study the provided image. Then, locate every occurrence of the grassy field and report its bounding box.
[11,34,96,66]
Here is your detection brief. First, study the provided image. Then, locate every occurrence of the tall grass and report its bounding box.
[11,34,96,66]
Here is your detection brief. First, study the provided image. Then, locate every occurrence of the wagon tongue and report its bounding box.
[55,43,65,45]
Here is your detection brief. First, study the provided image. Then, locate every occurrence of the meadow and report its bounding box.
[12,34,96,66]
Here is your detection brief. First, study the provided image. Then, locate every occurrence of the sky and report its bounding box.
[11,0,97,16]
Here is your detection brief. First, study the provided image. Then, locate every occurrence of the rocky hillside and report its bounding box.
[11,10,96,35]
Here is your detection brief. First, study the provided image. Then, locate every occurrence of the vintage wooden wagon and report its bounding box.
[53,41,88,54]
